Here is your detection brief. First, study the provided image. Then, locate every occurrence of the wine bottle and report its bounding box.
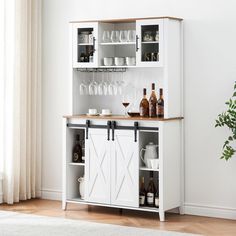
[157,88,164,118]
[139,176,146,206]
[146,172,156,207]
[149,83,157,117]
[72,134,83,163]
[139,88,149,117]
[155,176,159,207]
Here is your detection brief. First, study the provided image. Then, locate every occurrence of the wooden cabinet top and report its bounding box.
[70,16,183,24]
[63,114,183,121]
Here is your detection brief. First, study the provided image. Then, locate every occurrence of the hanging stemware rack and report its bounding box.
[76,68,127,73]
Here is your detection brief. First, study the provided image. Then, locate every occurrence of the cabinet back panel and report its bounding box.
[72,68,164,115]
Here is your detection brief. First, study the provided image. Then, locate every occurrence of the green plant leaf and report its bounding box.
[216,81,236,160]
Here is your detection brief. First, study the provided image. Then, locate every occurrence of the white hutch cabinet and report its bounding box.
[63,17,183,222]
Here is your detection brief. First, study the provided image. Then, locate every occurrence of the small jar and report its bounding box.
[143,31,154,42]
[155,196,159,207]
[89,33,93,44]
[155,31,159,41]
[78,31,90,44]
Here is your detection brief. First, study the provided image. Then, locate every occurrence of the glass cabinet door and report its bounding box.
[72,22,98,68]
[136,19,163,67]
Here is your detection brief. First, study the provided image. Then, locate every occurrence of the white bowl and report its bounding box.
[103,57,113,66]
[114,57,125,66]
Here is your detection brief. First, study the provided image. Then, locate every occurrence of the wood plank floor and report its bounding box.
[0,199,235,235]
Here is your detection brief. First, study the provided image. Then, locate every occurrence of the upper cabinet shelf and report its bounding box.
[71,18,170,68]
[100,42,136,45]
[141,41,159,44]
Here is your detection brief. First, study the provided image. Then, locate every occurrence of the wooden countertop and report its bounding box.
[63,114,183,121]
[69,16,183,23]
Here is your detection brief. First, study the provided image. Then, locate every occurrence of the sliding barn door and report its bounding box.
[85,128,110,204]
[111,130,139,207]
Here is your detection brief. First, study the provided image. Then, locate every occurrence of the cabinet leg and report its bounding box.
[159,211,165,222]
[62,201,67,211]
[179,206,184,215]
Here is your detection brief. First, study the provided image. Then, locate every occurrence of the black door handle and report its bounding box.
[134,122,138,142]
[111,121,116,141]
[136,35,139,52]
[85,120,90,139]
[107,121,111,141]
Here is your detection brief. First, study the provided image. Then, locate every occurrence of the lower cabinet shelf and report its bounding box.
[66,198,159,213]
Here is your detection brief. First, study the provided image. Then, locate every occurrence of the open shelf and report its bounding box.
[69,162,85,166]
[141,41,159,44]
[78,43,93,46]
[138,206,159,212]
[66,198,159,212]
[99,65,136,68]
[100,42,136,46]
[139,167,159,172]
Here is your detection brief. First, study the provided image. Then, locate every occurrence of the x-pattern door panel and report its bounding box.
[85,129,110,204]
[111,130,139,207]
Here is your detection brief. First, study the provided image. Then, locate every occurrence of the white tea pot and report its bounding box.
[140,142,158,168]
[78,176,85,200]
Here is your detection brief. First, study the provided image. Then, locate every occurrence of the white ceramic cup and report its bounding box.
[103,57,113,66]
[88,108,97,115]
[114,57,125,66]
[150,159,159,169]
[126,57,136,66]
[101,109,111,115]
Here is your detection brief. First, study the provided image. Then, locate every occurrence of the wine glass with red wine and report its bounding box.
[122,94,131,116]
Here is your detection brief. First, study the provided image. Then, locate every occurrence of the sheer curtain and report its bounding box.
[0,0,41,204]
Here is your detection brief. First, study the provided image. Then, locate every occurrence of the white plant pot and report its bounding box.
[78,176,85,200]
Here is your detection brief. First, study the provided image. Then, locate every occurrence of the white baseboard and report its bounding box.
[41,189,62,201]
[40,190,236,220]
[184,203,236,220]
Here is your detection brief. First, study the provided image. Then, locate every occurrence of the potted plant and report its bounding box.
[215,81,236,160]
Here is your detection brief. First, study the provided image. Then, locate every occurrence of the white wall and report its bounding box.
[42,0,236,219]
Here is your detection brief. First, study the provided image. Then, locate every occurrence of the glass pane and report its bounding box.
[77,28,94,63]
[141,25,159,62]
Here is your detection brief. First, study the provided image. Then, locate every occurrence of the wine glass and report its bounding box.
[79,79,88,95]
[111,30,119,42]
[108,72,114,95]
[112,73,118,95]
[117,72,124,95]
[122,94,131,116]
[101,72,108,96]
[98,72,106,95]
[119,30,128,42]
[102,31,110,43]
[89,72,97,95]
[127,30,136,42]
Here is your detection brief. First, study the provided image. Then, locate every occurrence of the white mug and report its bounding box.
[150,159,159,169]
[101,109,111,115]
[88,108,97,115]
